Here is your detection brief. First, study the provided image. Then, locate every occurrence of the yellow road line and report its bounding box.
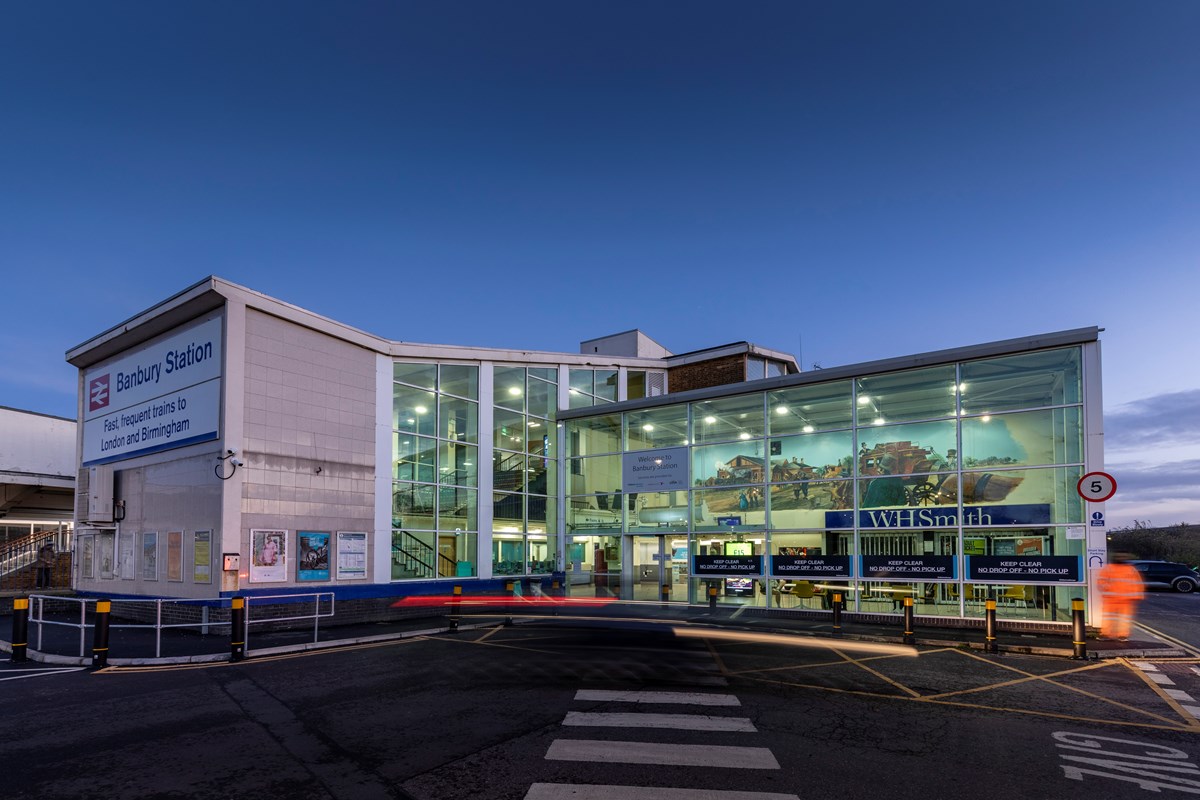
[829,646,922,698]
[417,634,562,656]
[721,648,956,677]
[1120,657,1200,730]
[919,659,1113,700]
[737,672,1199,732]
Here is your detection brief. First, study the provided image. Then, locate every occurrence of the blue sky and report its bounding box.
[1,2,1197,527]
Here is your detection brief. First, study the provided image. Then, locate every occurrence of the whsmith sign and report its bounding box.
[82,316,222,465]
[825,504,1053,528]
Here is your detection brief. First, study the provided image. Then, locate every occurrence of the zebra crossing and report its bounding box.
[526,685,799,799]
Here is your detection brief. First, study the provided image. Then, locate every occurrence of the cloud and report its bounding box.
[1104,457,1200,528]
[1106,389,1200,450]
[1106,459,1200,502]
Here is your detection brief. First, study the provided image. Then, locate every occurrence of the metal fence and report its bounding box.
[24,592,334,661]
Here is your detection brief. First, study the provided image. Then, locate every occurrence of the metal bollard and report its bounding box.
[831,592,843,638]
[11,597,29,663]
[661,583,670,609]
[708,584,718,610]
[449,584,462,632]
[1071,598,1087,660]
[985,599,998,654]
[91,599,112,669]
[230,597,245,662]
[902,596,915,644]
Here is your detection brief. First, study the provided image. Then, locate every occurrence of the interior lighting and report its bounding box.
[415,406,427,414]
[775,406,789,415]
[857,396,871,405]
[508,386,522,396]
[873,417,886,426]
[704,416,717,424]
[642,424,655,431]
[739,432,752,440]
[406,418,415,425]
[981,415,991,423]
[802,425,814,433]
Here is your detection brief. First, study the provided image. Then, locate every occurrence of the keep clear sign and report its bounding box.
[968,555,1081,583]
[622,447,689,493]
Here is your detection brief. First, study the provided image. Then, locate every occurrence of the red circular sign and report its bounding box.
[1078,472,1117,503]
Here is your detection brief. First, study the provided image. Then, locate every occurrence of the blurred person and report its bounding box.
[36,542,54,588]
[1097,553,1144,641]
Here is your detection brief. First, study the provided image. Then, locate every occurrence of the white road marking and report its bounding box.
[1132,661,1159,671]
[1192,667,1200,678]
[1147,672,1175,686]
[1184,706,1200,720]
[574,689,740,706]
[545,740,780,769]
[526,783,799,800]
[564,711,756,732]
[0,668,85,682]
[1165,689,1196,702]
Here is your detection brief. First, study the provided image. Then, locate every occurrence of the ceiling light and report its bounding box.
[802,425,814,433]
[508,387,521,396]
[873,417,886,426]
[705,416,717,424]
[642,424,654,431]
[414,406,427,414]
[775,406,789,415]
[981,415,991,423]
[739,432,751,440]
[857,395,871,405]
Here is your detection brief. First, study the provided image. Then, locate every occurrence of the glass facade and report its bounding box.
[564,346,1091,622]
[392,363,480,580]
[492,366,558,575]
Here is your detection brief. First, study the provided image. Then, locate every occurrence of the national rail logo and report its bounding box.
[89,374,110,412]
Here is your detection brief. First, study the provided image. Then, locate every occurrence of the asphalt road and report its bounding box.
[5,608,1200,799]
[1137,590,1200,651]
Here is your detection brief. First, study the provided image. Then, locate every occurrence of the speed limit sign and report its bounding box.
[1078,471,1117,503]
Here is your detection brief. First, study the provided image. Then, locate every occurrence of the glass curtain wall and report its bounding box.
[492,367,558,575]
[564,346,1088,621]
[392,363,479,580]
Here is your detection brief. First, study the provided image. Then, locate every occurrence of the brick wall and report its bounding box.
[667,354,747,393]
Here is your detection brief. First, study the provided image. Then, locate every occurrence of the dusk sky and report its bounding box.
[2,2,1197,528]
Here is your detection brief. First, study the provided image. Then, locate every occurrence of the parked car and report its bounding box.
[1129,560,1200,593]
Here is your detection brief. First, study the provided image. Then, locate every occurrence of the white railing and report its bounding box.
[244,592,336,654]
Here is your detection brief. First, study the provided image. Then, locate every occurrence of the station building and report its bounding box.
[67,277,1106,626]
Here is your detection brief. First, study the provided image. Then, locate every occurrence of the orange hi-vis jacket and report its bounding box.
[1097,562,1144,600]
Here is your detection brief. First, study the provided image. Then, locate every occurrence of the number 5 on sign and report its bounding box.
[1077,471,1116,502]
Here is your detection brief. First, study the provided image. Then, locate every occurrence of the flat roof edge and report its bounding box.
[558,326,1100,420]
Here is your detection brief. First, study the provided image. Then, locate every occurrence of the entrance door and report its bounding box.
[626,535,688,602]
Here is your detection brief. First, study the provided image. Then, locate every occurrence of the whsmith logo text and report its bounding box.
[825,504,1052,528]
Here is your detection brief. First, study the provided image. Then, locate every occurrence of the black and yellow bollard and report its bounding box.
[230,597,245,662]
[11,597,29,663]
[661,583,670,609]
[984,598,998,654]
[1071,598,1087,660]
[449,584,462,632]
[505,580,515,626]
[902,595,915,644]
[708,584,718,610]
[831,592,843,638]
[91,599,112,669]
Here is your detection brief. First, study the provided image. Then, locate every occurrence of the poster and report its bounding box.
[99,534,115,579]
[80,535,95,579]
[336,531,368,580]
[167,531,183,581]
[119,531,135,579]
[142,532,159,580]
[193,530,212,584]
[298,531,331,581]
[250,529,287,583]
